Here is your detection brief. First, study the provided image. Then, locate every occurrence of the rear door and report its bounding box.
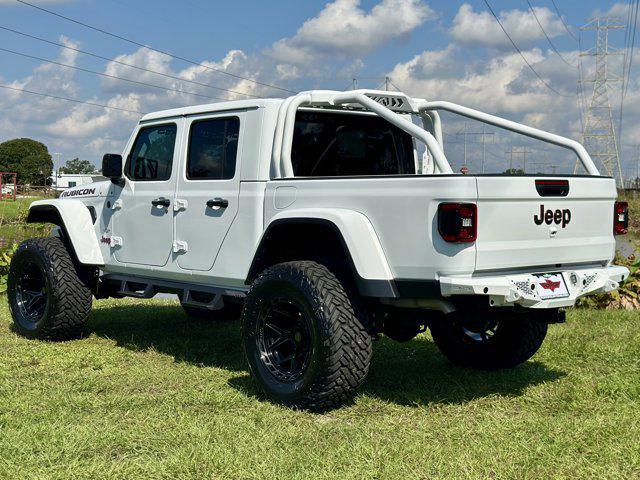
[474,176,617,272]
[174,111,244,271]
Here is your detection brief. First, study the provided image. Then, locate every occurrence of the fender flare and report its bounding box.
[27,199,104,265]
[248,208,397,297]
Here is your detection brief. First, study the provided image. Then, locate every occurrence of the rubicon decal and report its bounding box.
[534,205,571,228]
[60,187,96,198]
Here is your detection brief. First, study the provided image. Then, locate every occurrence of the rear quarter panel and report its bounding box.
[264,176,478,281]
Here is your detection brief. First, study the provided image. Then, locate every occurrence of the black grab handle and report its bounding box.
[206,198,229,209]
[151,197,170,207]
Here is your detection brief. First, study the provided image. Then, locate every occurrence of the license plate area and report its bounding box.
[533,273,569,299]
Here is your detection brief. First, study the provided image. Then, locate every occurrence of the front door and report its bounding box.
[174,112,244,271]
[113,120,182,267]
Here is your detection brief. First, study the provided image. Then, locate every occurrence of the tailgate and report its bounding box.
[475,176,617,272]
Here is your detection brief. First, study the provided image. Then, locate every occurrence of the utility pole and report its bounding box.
[456,123,495,171]
[462,123,468,166]
[578,17,624,186]
[53,152,62,189]
[505,146,533,173]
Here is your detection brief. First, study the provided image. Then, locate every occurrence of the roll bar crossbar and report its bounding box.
[272,90,600,178]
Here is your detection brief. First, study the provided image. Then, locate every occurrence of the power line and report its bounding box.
[0,83,143,113]
[482,0,573,97]
[623,0,639,99]
[0,46,227,101]
[388,78,404,92]
[15,0,296,95]
[549,0,579,42]
[0,25,260,99]
[525,0,576,67]
[617,0,638,159]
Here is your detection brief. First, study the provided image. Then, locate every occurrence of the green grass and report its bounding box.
[0,196,44,224]
[0,299,638,479]
[0,196,52,245]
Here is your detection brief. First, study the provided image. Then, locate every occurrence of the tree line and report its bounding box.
[0,138,97,185]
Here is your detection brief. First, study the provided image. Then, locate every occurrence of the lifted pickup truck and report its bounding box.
[8,89,630,410]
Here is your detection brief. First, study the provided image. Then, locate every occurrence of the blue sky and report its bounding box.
[0,0,636,177]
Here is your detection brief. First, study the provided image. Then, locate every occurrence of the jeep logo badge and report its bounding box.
[534,205,571,228]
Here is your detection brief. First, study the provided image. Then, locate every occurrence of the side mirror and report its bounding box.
[102,154,122,180]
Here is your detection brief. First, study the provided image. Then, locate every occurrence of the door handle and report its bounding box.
[206,198,229,209]
[151,197,170,208]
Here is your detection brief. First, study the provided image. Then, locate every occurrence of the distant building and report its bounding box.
[50,173,106,191]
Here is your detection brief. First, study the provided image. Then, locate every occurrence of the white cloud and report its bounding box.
[591,2,630,19]
[387,45,581,134]
[451,3,567,49]
[267,0,436,65]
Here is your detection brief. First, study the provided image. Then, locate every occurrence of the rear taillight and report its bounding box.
[438,203,477,243]
[614,201,628,235]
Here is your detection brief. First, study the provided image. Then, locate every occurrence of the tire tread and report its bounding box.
[9,237,92,340]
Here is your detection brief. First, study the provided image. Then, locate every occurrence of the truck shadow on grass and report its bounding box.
[86,303,566,408]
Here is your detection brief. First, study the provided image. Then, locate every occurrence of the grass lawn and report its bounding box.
[0,196,45,224]
[0,299,638,479]
[0,196,52,245]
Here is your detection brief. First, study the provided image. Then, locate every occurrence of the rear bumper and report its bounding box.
[439,265,629,309]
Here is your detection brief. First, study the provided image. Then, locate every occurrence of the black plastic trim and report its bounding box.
[535,179,570,197]
[394,279,442,298]
[100,273,247,298]
[270,173,612,181]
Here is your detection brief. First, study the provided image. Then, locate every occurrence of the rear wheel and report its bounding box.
[430,311,549,369]
[8,237,93,340]
[241,261,372,411]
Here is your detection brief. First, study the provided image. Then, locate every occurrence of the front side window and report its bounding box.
[126,124,177,181]
[291,111,415,177]
[187,117,240,180]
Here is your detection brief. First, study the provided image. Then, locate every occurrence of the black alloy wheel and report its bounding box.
[256,297,313,382]
[13,259,48,329]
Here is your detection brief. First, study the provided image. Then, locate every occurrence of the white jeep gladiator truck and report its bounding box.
[7,89,630,410]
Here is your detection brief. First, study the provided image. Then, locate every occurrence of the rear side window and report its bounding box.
[291,111,415,177]
[187,117,240,180]
[126,124,177,181]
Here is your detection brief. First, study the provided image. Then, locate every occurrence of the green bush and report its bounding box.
[0,243,17,294]
[576,246,640,310]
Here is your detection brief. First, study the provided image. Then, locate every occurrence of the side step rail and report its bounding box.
[103,274,247,309]
[181,290,224,311]
[118,280,155,298]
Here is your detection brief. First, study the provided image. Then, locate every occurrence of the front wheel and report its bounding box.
[8,237,93,340]
[430,311,549,370]
[241,261,372,411]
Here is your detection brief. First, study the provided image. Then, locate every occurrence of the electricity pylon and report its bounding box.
[578,17,624,186]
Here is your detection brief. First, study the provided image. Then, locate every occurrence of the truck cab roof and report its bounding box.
[140,98,285,123]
